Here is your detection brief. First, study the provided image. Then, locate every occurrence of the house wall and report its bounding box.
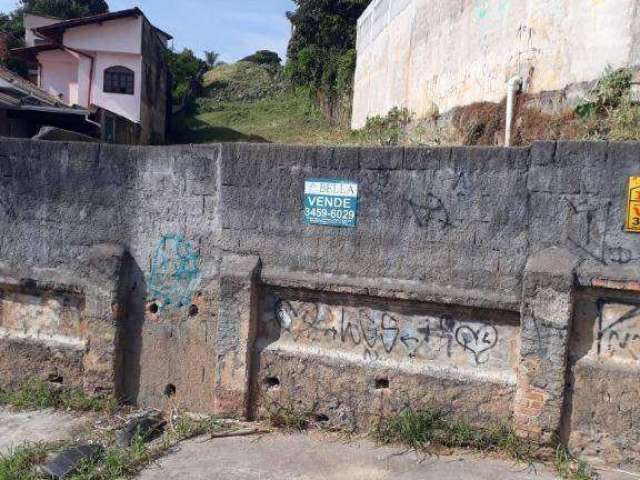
[3,140,640,470]
[62,16,142,55]
[139,18,169,144]
[62,16,144,124]
[90,53,143,124]
[37,49,78,104]
[34,14,162,136]
[352,0,640,128]
[23,13,59,47]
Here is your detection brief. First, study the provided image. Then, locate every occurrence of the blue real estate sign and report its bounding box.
[303,179,359,228]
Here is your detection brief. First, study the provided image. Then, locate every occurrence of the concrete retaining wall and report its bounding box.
[1,139,640,470]
[352,0,640,128]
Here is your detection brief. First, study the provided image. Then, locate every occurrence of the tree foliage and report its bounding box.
[204,50,224,68]
[285,0,371,97]
[240,50,281,67]
[21,0,109,18]
[167,48,208,104]
[0,0,108,72]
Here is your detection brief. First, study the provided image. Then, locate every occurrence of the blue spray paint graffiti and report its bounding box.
[148,234,200,309]
[475,0,490,19]
[475,0,511,20]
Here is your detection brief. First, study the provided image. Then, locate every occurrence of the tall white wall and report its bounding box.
[352,0,640,129]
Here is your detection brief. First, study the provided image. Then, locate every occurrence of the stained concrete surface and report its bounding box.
[0,408,91,454]
[138,432,560,480]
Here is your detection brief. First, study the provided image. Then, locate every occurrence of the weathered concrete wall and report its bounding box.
[256,287,519,430]
[1,139,640,470]
[140,18,170,145]
[567,288,640,468]
[0,244,126,395]
[352,0,640,128]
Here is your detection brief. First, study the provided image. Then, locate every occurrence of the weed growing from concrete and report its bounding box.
[65,431,151,480]
[0,414,227,480]
[0,442,58,480]
[373,408,534,461]
[555,445,598,480]
[65,416,226,480]
[0,379,117,413]
[265,401,312,431]
[374,408,599,479]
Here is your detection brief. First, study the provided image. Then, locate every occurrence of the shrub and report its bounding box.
[359,107,413,145]
[574,66,640,141]
[576,66,633,117]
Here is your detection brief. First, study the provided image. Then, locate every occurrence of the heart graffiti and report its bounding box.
[455,325,498,365]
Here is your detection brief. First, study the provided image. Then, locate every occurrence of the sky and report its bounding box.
[0,0,296,63]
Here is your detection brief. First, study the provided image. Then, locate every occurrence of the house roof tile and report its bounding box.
[35,7,173,40]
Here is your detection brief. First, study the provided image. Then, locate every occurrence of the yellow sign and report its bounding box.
[627,177,640,233]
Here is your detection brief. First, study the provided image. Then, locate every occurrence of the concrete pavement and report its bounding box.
[0,407,92,454]
[137,431,560,480]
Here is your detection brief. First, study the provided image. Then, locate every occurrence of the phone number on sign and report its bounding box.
[305,208,356,221]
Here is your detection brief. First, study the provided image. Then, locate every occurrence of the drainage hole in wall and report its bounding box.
[164,384,176,398]
[189,304,199,317]
[149,303,159,314]
[47,374,63,384]
[375,378,390,390]
[314,414,329,423]
[264,377,280,389]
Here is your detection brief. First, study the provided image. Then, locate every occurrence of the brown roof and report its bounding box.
[35,7,173,41]
[0,64,70,107]
[10,43,61,63]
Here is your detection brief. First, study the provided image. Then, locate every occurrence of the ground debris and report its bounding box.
[116,410,166,447]
[39,444,103,479]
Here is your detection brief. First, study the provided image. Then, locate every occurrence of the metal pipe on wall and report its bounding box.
[505,76,522,147]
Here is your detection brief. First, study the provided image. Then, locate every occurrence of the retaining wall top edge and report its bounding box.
[261,267,522,312]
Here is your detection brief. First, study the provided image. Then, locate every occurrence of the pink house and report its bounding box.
[12,8,172,144]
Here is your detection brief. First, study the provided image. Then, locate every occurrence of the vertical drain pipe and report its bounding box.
[504,76,522,147]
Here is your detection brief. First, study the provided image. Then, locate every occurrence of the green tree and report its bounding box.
[0,0,109,72]
[166,48,207,105]
[21,0,109,18]
[240,50,281,67]
[204,50,224,68]
[0,11,26,74]
[285,0,371,123]
[286,0,371,91]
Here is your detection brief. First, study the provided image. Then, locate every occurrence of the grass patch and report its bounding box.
[0,415,225,480]
[0,378,118,413]
[0,442,58,480]
[66,416,225,480]
[374,407,598,479]
[373,408,535,461]
[171,86,351,145]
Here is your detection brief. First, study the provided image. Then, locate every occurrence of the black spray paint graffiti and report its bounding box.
[455,325,498,365]
[272,299,500,366]
[597,302,640,360]
[406,195,452,229]
[564,198,640,266]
